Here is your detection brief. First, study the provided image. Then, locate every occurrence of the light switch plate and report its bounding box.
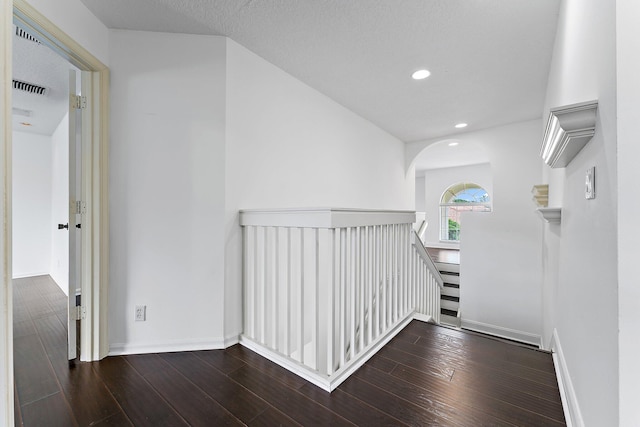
[585,167,595,199]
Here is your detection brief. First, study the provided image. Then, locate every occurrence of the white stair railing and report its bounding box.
[239,208,442,391]
[411,230,444,324]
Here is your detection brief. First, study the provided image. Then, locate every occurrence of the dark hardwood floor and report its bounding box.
[14,275,566,426]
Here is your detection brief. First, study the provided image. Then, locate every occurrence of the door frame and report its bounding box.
[1,0,109,423]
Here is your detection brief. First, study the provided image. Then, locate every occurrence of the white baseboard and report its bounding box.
[12,271,49,279]
[109,336,233,356]
[460,318,541,347]
[413,313,434,324]
[224,333,240,347]
[241,311,416,392]
[551,328,583,427]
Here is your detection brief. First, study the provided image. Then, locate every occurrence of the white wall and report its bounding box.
[12,131,52,278]
[108,30,227,353]
[541,0,618,425]
[414,175,425,212]
[49,114,69,295]
[420,163,492,248]
[224,39,414,339]
[447,122,542,344]
[408,121,542,343]
[617,1,640,424]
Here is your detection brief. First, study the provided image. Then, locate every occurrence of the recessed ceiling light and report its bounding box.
[448,142,459,147]
[411,69,431,80]
[455,123,468,129]
[19,122,32,127]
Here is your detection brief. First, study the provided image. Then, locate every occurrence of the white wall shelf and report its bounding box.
[532,184,549,207]
[536,207,562,223]
[541,100,598,168]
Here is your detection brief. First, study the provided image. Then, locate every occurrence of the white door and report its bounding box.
[67,69,82,360]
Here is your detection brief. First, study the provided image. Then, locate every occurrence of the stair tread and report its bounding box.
[441,295,459,302]
[443,283,460,288]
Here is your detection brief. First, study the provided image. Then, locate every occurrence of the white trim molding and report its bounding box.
[240,207,416,229]
[461,319,541,347]
[541,100,598,168]
[536,207,562,223]
[1,1,14,424]
[551,328,584,427]
[109,336,234,356]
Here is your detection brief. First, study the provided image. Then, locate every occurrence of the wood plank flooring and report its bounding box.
[14,275,566,426]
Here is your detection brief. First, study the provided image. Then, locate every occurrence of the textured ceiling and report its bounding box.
[12,25,76,136]
[80,0,560,148]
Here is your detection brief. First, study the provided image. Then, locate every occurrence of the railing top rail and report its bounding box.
[240,208,416,229]
[411,230,444,289]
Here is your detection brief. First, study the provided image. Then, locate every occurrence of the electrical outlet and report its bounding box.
[135,305,146,321]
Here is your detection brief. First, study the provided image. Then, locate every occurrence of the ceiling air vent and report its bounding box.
[15,26,41,44]
[13,79,48,96]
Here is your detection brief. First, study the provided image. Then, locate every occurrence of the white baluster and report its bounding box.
[349,227,356,360]
[265,226,274,349]
[245,226,254,339]
[381,225,387,330]
[374,225,380,338]
[255,226,265,343]
[399,225,404,316]
[326,228,338,375]
[402,224,407,315]
[421,262,425,315]
[311,228,319,371]
[359,226,365,352]
[392,224,398,322]
[340,227,347,367]
[409,240,414,315]
[272,228,279,350]
[299,228,305,365]
[367,226,373,345]
[285,228,291,356]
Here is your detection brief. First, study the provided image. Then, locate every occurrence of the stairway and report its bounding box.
[426,248,461,327]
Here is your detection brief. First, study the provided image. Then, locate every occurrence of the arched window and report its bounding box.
[440,183,491,242]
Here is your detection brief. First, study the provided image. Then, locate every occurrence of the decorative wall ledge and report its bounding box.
[536,207,562,223]
[532,184,549,207]
[541,100,598,168]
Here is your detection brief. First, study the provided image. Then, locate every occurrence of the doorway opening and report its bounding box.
[7,1,110,423]
[10,0,109,364]
[12,22,82,361]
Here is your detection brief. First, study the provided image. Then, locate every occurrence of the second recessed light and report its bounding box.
[411,69,431,80]
[455,123,468,129]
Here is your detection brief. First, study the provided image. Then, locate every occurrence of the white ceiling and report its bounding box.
[14,1,561,171]
[12,25,77,136]
[79,0,561,147]
[414,140,491,175]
